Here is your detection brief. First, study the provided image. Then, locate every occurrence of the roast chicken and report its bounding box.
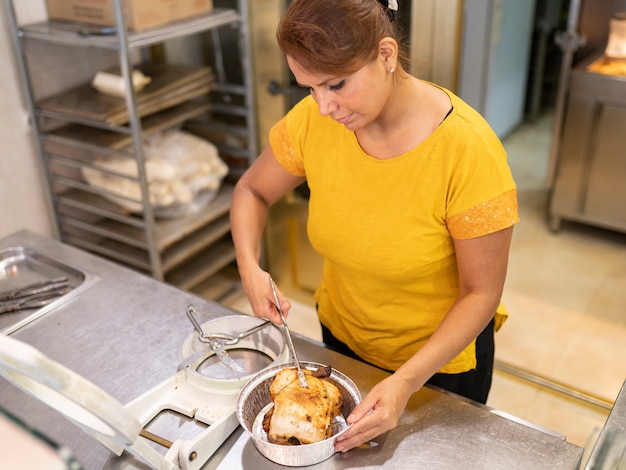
[262,365,343,445]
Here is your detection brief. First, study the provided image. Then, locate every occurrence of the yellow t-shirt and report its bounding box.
[269,87,519,373]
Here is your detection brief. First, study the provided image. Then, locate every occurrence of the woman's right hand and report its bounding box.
[241,267,292,324]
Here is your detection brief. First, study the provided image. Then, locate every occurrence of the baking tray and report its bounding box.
[0,246,101,334]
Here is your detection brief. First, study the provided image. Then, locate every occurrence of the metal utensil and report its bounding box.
[177,318,272,372]
[269,276,308,388]
[203,319,272,345]
[186,305,244,372]
[0,277,70,314]
[0,294,66,314]
[0,276,69,302]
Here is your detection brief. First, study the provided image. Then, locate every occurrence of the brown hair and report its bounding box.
[276,0,408,75]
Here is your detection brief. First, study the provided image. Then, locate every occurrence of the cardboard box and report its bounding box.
[45,0,214,32]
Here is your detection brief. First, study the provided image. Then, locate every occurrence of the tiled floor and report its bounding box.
[217,111,626,468]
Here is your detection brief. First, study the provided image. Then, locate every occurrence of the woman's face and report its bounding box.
[287,55,390,132]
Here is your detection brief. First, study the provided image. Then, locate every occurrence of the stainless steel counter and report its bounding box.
[585,380,626,469]
[0,230,584,469]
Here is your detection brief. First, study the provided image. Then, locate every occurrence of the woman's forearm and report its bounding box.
[230,180,269,278]
[394,291,499,394]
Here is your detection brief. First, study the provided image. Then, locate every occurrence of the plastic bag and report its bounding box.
[82,130,228,217]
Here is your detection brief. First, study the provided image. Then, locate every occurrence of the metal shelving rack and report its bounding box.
[3,0,257,296]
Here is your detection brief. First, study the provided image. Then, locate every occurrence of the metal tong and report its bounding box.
[202,319,272,345]
[0,277,70,314]
[185,305,244,372]
[269,276,308,388]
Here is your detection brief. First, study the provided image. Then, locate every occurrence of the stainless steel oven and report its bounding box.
[548,0,626,234]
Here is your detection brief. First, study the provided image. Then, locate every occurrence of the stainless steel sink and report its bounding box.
[0,246,101,334]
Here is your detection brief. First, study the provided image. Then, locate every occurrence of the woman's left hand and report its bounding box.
[335,373,414,452]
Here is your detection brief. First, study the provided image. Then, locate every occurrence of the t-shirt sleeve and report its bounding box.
[447,189,519,239]
[443,110,520,239]
[268,99,313,177]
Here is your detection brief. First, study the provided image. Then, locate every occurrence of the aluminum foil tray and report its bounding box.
[237,362,361,467]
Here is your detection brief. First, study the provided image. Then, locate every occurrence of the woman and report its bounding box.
[230,0,519,452]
